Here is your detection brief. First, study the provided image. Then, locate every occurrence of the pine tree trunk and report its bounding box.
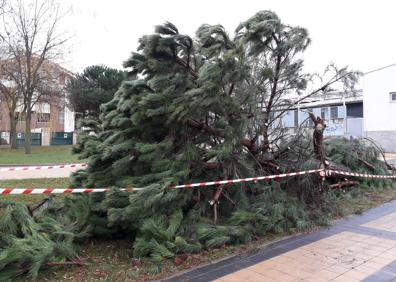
[262,54,282,149]
[309,113,326,164]
[9,112,17,149]
[313,122,325,163]
[25,107,32,154]
[262,121,269,149]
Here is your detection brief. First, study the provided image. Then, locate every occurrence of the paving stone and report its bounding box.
[166,200,396,282]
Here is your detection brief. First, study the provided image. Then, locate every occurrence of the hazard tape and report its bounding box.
[1,168,395,195]
[0,163,87,172]
[170,169,324,189]
[0,187,144,195]
[327,170,396,179]
[0,169,324,194]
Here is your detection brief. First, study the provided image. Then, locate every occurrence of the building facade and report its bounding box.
[0,61,75,146]
[362,64,396,152]
[280,90,364,139]
[278,64,396,152]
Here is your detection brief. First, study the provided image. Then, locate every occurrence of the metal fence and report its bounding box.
[16,132,42,147]
[51,132,73,145]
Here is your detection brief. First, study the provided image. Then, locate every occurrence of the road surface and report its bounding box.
[0,165,83,180]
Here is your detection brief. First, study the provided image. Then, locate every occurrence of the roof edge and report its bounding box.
[364,63,396,75]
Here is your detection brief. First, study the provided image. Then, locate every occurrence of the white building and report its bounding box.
[278,64,396,152]
[362,64,396,152]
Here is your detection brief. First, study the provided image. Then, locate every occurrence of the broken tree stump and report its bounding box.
[209,185,224,224]
[309,112,326,165]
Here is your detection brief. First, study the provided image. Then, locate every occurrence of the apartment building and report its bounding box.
[0,60,75,146]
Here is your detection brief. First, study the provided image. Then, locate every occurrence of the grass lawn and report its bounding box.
[0,145,84,165]
[5,179,396,281]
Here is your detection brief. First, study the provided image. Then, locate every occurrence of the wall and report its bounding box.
[0,101,74,143]
[280,103,363,138]
[363,66,396,131]
[365,131,396,152]
[363,65,396,152]
[0,60,75,136]
[64,107,75,133]
[48,104,66,132]
[0,102,10,131]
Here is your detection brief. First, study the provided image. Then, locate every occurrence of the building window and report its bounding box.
[281,110,295,128]
[16,112,26,122]
[330,106,339,119]
[58,111,65,124]
[37,113,50,122]
[346,102,363,118]
[294,110,298,127]
[390,92,396,102]
[321,108,328,120]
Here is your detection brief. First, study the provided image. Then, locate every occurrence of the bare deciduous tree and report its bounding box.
[0,0,68,153]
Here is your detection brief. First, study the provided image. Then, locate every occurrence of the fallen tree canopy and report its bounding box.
[1,138,392,280]
[0,11,393,280]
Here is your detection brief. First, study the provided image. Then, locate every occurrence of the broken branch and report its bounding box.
[46,260,86,267]
[329,180,359,189]
[358,158,375,171]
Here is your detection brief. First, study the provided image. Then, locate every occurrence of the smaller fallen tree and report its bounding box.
[0,197,93,280]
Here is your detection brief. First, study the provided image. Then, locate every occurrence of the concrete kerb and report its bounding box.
[0,163,82,167]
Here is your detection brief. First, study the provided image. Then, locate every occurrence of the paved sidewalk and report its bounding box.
[168,201,396,282]
[0,165,82,180]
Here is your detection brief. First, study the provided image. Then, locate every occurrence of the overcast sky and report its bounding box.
[63,0,396,75]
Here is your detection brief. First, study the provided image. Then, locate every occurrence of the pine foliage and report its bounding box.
[1,11,391,280]
[133,210,201,263]
[66,65,127,119]
[0,202,77,280]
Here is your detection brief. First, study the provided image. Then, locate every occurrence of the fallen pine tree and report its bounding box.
[1,137,393,280]
[0,11,394,280]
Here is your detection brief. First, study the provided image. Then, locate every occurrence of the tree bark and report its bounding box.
[46,260,86,267]
[28,198,51,216]
[185,119,221,136]
[262,53,282,148]
[9,112,17,149]
[25,107,32,154]
[186,119,267,154]
[209,185,223,224]
[309,113,326,164]
[358,158,375,171]
[190,161,224,170]
[329,180,359,189]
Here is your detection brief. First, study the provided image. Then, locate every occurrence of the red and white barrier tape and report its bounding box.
[1,168,395,195]
[0,169,324,194]
[0,163,87,172]
[0,187,144,195]
[327,170,396,179]
[170,169,324,189]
